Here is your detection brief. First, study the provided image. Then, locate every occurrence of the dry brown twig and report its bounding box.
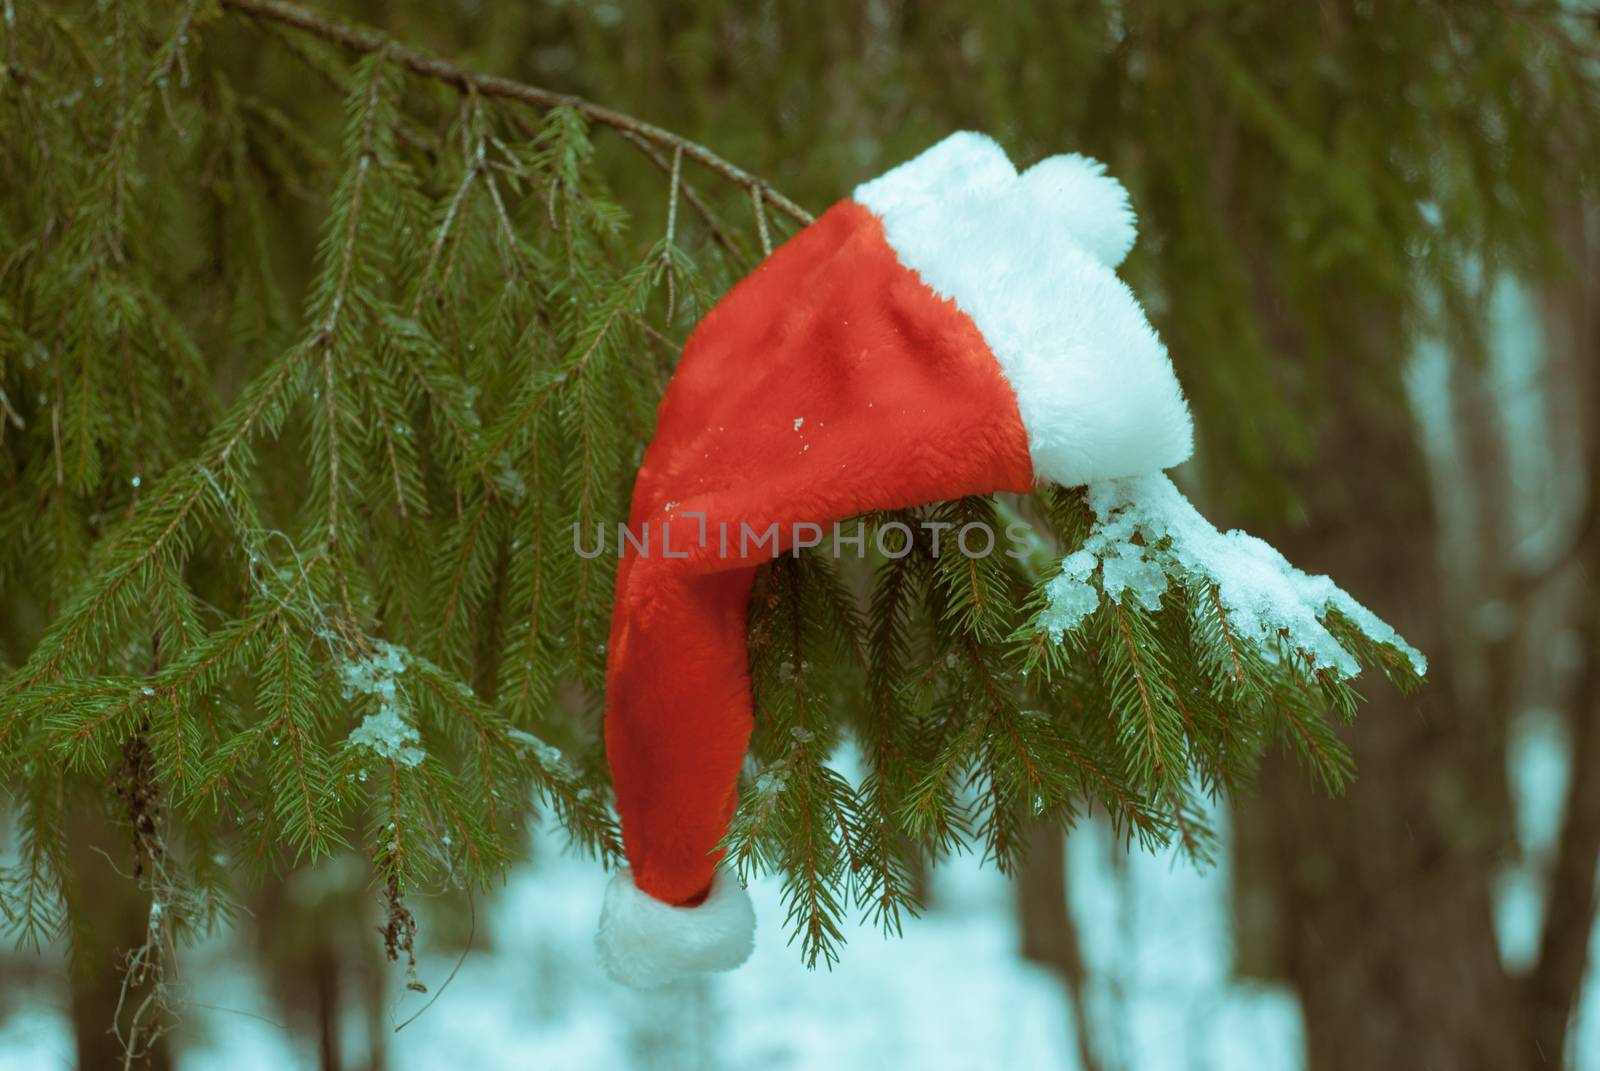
[111,727,180,1070]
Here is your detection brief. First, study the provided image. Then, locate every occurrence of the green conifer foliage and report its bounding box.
[4,0,1583,994]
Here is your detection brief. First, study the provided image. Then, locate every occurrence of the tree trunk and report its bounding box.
[67,807,173,1071]
[1523,645,1600,1065]
[1016,821,1100,1071]
[311,941,343,1071]
[1233,373,1531,1070]
[1521,212,1600,1066]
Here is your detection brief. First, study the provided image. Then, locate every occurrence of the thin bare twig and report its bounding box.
[665,145,682,247]
[391,894,476,1033]
[218,0,813,226]
[617,128,754,258]
[662,145,682,321]
[751,185,773,255]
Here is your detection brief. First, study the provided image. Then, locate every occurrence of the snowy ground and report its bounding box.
[0,805,1306,1071]
[1,716,1595,1069]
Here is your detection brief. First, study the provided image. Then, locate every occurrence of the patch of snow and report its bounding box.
[341,642,425,767]
[1494,707,1575,971]
[0,1001,72,1069]
[507,727,567,771]
[490,452,526,503]
[348,709,424,768]
[339,641,408,700]
[1041,474,1425,679]
[753,765,790,796]
[1068,797,1306,1071]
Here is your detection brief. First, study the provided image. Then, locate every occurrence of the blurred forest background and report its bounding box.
[3,0,1599,1068]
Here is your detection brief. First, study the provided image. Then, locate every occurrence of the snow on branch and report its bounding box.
[1040,474,1425,680]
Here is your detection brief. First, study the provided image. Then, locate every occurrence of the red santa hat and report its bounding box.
[595,132,1192,987]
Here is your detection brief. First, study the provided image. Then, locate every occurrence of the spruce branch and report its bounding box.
[7,345,305,695]
[217,0,814,227]
[1207,583,1247,687]
[0,0,1473,987]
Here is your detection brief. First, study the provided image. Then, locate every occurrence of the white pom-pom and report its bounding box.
[1017,153,1137,269]
[854,136,1191,486]
[595,868,755,988]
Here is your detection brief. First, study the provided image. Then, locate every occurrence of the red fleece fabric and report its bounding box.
[605,199,1037,906]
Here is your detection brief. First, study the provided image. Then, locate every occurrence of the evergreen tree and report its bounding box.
[1,0,1594,1065]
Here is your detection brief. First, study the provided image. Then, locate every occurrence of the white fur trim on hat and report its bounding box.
[596,868,756,988]
[854,132,1193,488]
